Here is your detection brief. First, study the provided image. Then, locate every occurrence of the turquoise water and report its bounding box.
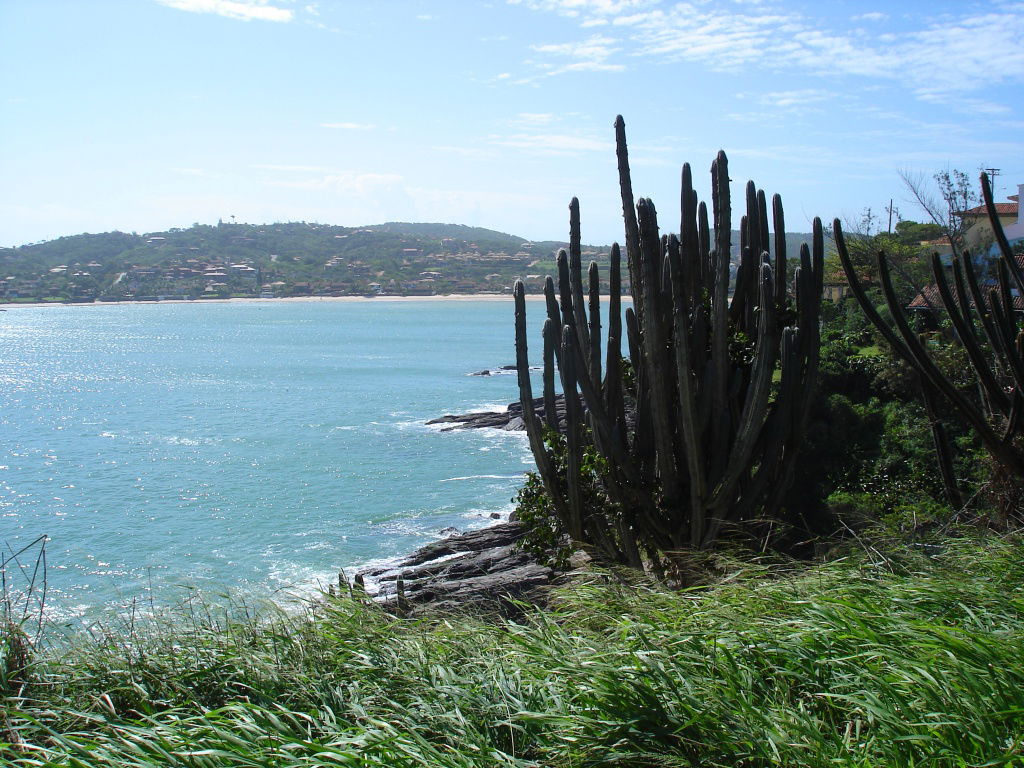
[0,299,551,624]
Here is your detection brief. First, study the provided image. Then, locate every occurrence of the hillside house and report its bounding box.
[956,182,1023,255]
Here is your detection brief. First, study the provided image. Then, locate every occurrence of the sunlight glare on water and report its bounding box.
[0,299,552,623]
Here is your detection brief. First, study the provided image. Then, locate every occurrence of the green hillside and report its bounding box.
[0,221,814,303]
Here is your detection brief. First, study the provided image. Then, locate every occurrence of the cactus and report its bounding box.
[514,116,824,562]
[835,171,1024,500]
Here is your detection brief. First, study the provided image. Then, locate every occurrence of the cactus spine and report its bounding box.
[514,116,824,562]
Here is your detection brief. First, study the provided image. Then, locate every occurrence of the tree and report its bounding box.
[830,207,933,303]
[899,168,979,256]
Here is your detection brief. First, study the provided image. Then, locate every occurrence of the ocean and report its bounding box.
[0,299,552,625]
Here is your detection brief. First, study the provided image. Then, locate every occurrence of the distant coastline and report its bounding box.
[0,293,558,310]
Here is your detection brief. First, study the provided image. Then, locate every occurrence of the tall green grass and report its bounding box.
[4,535,1023,766]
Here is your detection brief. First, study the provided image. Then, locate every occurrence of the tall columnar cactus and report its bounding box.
[835,172,1024,500]
[514,116,824,562]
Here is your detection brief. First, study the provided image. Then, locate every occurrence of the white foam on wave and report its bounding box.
[440,474,525,483]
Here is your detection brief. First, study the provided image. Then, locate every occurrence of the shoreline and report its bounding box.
[0,293,560,310]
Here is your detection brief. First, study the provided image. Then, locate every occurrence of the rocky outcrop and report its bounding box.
[426,394,569,432]
[355,521,553,617]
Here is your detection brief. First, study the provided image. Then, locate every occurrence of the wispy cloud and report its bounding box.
[489,132,611,154]
[756,88,833,109]
[319,122,376,130]
[155,0,293,23]
[531,34,624,75]
[512,112,558,126]
[514,1,1024,101]
[267,171,404,192]
[172,167,219,177]
[431,145,497,159]
[851,11,888,22]
[252,164,329,172]
[509,0,656,17]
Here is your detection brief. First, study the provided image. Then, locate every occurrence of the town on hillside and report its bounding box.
[0,221,612,303]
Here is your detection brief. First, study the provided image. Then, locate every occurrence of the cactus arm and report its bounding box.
[559,325,585,542]
[772,193,787,308]
[680,163,699,303]
[834,220,916,365]
[950,255,984,351]
[932,252,1012,412]
[757,189,770,267]
[1003,391,1023,442]
[875,252,1007,453]
[557,250,574,330]
[544,275,561,328]
[514,281,569,523]
[637,198,682,502]
[698,200,710,289]
[588,261,602,387]
[625,305,655,477]
[709,152,732,478]
[568,198,593,367]
[615,115,644,317]
[542,318,559,431]
[668,236,707,546]
[746,326,802,520]
[920,374,963,508]
[961,253,1008,368]
[544,275,563,369]
[605,243,623,411]
[982,172,1024,296]
[988,265,1024,398]
[705,264,780,536]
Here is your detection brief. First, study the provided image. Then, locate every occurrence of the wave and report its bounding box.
[440,473,525,482]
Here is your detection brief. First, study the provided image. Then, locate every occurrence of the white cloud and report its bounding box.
[155,0,293,22]
[172,167,219,177]
[267,171,405,193]
[516,1,1024,102]
[431,146,497,159]
[490,132,611,154]
[531,33,624,74]
[513,112,558,126]
[509,0,655,16]
[851,11,887,22]
[319,122,376,130]
[252,164,329,172]
[757,88,833,109]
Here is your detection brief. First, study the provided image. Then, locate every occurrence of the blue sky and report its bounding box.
[2,0,1022,246]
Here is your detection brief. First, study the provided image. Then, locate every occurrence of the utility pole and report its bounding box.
[886,199,898,233]
[984,168,1001,198]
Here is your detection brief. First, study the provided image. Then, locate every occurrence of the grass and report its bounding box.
[3,534,1024,766]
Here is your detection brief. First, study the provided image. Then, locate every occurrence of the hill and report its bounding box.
[0,221,814,303]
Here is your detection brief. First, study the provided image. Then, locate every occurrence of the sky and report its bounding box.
[2,0,1023,247]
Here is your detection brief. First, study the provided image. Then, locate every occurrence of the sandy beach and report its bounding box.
[0,293,558,310]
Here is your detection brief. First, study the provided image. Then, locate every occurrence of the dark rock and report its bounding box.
[427,394,571,432]
[355,521,553,617]
[503,416,524,431]
[470,369,491,376]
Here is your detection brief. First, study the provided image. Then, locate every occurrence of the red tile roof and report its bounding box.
[908,284,1024,311]
[957,202,1018,217]
[909,254,1024,311]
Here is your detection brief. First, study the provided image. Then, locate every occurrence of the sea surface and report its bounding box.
[0,299,554,626]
